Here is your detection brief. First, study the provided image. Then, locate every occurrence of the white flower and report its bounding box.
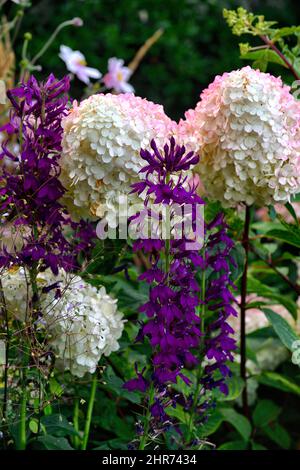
[291,340,300,366]
[59,45,102,84]
[103,57,134,93]
[60,93,175,225]
[0,267,125,377]
[179,66,300,206]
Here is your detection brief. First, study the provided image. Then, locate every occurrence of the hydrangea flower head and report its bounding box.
[60,93,175,225]
[1,267,125,377]
[179,66,300,206]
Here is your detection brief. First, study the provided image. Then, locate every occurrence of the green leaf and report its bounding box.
[271,26,300,40]
[220,408,251,441]
[262,308,299,350]
[284,203,299,226]
[251,441,268,450]
[49,377,63,397]
[40,414,79,437]
[213,374,244,402]
[36,435,73,450]
[258,372,300,396]
[247,277,297,318]
[262,422,291,449]
[229,242,245,283]
[253,400,281,428]
[93,438,128,450]
[29,419,39,434]
[241,49,287,68]
[198,409,224,437]
[218,440,248,450]
[266,228,300,248]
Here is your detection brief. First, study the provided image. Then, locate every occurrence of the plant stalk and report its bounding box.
[81,373,98,450]
[139,383,155,450]
[17,380,27,450]
[73,397,80,449]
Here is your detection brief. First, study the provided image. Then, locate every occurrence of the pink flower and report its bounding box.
[103,57,134,93]
[59,45,102,84]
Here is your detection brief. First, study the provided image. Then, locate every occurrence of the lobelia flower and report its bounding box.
[60,93,175,226]
[178,66,300,207]
[124,137,237,425]
[0,267,125,377]
[103,57,134,93]
[0,75,95,275]
[59,45,102,84]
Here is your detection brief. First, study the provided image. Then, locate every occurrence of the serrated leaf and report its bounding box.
[272,26,300,40]
[241,49,287,68]
[253,400,281,428]
[262,308,299,350]
[258,372,300,396]
[220,408,251,441]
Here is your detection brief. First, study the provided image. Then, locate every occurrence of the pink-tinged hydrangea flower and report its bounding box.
[60,93,175,225]
[59,45,102,84]
[103,57,134,93]
[179,66,300,207]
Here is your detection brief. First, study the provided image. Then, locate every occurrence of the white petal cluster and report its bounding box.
[291,340,300,366]
[0,268,125,377]
[179,66,300,206]
[60,93,175,226]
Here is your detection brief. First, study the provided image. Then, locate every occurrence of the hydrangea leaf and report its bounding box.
[262,308,299,350]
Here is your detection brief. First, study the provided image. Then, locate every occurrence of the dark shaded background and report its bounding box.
[9,0,300,119]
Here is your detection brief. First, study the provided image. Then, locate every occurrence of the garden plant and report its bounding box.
[0,0,300,454]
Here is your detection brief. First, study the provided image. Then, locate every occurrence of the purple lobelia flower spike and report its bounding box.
[0,75,94,275]
[124,137,237,442]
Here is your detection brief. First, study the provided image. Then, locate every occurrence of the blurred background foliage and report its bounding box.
[8,0,300,120]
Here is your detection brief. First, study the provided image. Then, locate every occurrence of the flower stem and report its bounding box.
[186,260,206,444]
[240,205,251,417]
[0,279,9,431]
[72,397,80,449]
[81,373,98,450]
[139,383,155,450]
[17,380,27,450]
[31,19,80,65]
[260,35,300,80]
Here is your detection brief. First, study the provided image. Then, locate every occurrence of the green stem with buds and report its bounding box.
[139,383,155,450]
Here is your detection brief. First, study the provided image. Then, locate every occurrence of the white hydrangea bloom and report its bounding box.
[0,268,125,377]
[179,66,300,206]
[60,93,175,226]
[0,267,29,319]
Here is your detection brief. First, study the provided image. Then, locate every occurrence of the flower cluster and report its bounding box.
[201,213,237,394]
[124,137,237,421]
[179,66,300,206]
[60,93,175,226]
[1,267,125,377]
[0,75,94,274]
